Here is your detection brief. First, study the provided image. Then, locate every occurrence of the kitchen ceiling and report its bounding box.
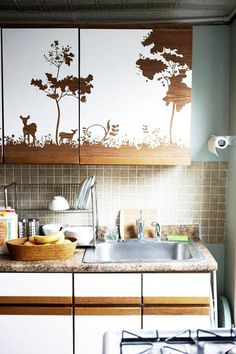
[0,0,236,25]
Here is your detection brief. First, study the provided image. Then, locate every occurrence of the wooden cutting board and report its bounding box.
[119,209,158,240]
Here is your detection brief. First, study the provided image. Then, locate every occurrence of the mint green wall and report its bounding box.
[192,25,230,161]
[192,25,230,297]
[225,19,236,323]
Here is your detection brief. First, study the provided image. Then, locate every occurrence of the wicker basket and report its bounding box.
[6,237,77,261]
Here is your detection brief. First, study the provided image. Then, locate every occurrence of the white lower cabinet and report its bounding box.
[142,273,213,329]
[0,271,215,354]
[0,313,73,354]
[75,307,141,354]
[0,273,73,354]
[74,273,142,354]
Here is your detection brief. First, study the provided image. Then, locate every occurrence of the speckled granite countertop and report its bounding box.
[0,240,217,273]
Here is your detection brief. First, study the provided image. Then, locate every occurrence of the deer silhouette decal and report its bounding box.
[20,115,37,146]
[59,129,78,145]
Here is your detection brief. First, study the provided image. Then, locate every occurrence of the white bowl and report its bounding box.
[48,196,69,211]
[65,226,94,244]
[42,223,69,235]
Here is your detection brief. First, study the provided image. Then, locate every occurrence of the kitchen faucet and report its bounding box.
[151,222,161,241]
[136,211,161,241]
[136,210,145,239]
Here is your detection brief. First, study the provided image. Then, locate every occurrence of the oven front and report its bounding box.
[103,328,236,354]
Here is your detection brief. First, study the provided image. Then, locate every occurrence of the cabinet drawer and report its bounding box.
[0,273,73,305]
[143,273,211,304]
[74,273,141,305]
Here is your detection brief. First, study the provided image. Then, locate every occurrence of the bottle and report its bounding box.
[0,208,18,254]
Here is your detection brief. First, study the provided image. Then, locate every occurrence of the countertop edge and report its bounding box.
[0,240,218,273]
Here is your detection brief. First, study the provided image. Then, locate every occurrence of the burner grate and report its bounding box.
[118,329,236,354]
[197,329,236,343]
[120,330,196,354]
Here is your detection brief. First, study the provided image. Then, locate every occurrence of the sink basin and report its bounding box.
[83,240,204,263]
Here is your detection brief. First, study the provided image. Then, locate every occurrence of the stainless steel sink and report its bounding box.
[82,240,204,263]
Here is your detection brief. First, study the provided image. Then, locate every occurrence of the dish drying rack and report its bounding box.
[4,182,98,245]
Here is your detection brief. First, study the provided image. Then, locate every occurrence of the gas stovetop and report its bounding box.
[103,329,236,354]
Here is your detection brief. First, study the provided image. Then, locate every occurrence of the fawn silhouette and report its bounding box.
[20,115,37,146]
[59,129,78,144]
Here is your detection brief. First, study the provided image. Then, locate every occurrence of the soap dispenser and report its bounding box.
[136,210,145,239]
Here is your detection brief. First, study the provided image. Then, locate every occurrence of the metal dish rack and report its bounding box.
[4,182,98,245]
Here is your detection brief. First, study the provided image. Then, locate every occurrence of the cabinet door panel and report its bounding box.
[0,314,73,354]
[80,28,192,165]
[143,314,212,330]
[75,308,141,354]
[142,273,213,329]
[2,28,79,164]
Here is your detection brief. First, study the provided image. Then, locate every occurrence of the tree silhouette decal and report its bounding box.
[136,30,192,144]
[31,40,93,145]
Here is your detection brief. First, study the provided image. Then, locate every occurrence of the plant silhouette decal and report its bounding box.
[136,30,192,144]
[82,119,120,147]
[31,40,93,145]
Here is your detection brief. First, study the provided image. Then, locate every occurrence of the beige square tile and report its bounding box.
[0,162,228,243]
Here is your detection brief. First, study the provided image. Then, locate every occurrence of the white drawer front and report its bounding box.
[143,273,211,297]
[74,273,141,297]
[0,273,72,296]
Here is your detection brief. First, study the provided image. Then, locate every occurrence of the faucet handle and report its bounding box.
[151,222,161,240]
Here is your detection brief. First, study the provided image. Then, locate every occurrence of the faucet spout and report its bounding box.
[151,222,161,241]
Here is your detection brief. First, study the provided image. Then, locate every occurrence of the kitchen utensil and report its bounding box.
[65,226,94,245]
[27,218,39,236]
[18,218,28,238]
[48,196,69,211]
[6,236,77,261]
[42,223,69,235]
[18,218,39,237]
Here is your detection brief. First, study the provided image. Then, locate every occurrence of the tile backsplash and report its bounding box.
[0,162,227,243]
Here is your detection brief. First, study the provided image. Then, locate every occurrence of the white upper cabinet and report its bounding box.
[2,28,80,163]
[1,27,192,165]
[80,28,192,165]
